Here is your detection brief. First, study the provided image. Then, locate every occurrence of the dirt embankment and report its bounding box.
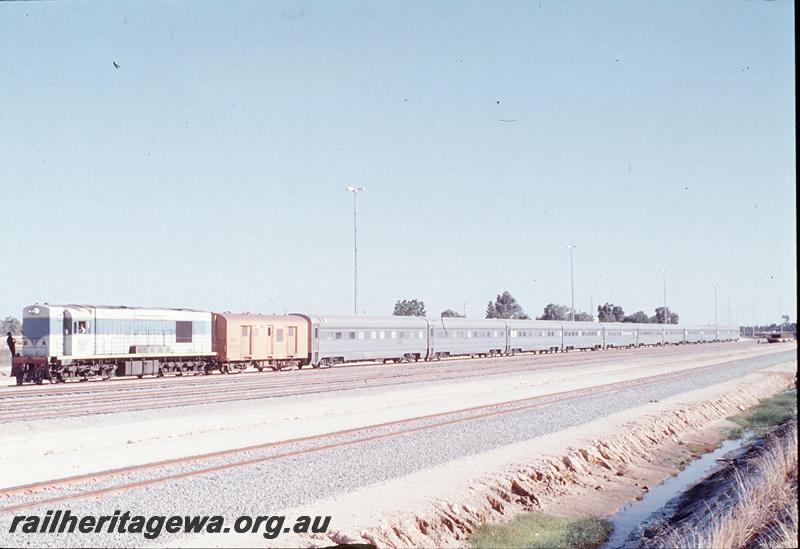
[317,370,795,548]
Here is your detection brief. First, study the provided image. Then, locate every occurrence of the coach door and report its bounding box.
[286,325,297,357]
[265,326,273,356]
[62,311,72,356]
[274,327,286,357]
[240,325,252,359]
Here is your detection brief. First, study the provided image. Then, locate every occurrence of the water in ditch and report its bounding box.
[599,432,752,549]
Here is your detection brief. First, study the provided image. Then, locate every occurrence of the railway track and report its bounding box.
[0,344,758,422]
[0,342,741,398]
[0,356,754,513]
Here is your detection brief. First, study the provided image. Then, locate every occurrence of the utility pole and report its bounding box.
[567,245,577,321]
[345,186,366,316]
[662,269,668,345]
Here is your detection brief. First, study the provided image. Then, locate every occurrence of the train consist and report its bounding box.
[10,303,739,385]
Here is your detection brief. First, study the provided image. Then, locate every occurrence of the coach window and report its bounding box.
[335,332,342,340]
[276,329,284,342]
[390,331,397,339]
[358,331,365,340]
[241,326,249,337]
[418,331,424,339]
[348,331,356,339]
[314,328,319,339]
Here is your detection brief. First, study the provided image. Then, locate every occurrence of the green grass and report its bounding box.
[725,390,797,438]
[470,512,613,549]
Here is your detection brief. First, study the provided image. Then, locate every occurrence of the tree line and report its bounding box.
[2,317,21,335]
[393,293,680,323]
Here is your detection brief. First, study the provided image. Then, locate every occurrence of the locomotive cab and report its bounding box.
[61,307,94,357]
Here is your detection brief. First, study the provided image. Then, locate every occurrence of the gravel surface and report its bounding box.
[0,348,793,547]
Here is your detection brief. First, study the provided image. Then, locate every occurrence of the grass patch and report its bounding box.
[726,390,797,438]
[471,512,613,549]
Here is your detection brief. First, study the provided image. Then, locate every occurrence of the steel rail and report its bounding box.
[0,347,754,422]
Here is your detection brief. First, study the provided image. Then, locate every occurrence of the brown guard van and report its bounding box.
[212,313,311,371]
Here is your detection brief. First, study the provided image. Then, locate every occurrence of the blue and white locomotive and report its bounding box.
[12,304,214,384]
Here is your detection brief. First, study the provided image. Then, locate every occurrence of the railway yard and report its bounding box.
[0,340,796,547]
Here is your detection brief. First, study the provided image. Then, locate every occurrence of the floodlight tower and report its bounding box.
[345,186,366,316]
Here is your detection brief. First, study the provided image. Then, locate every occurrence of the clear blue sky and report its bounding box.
[0,1,795,326]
